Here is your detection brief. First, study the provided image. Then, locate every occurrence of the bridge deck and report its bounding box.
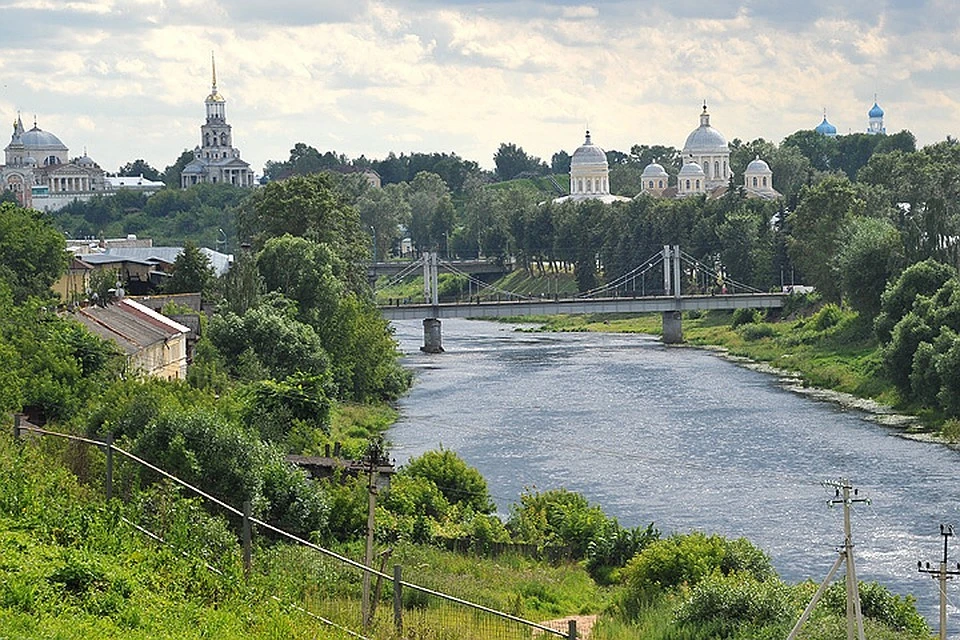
[379,293,785,320]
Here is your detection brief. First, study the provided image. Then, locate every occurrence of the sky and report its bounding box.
[0,0,958,176]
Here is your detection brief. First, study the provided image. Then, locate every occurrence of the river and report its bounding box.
[387,318,960,631]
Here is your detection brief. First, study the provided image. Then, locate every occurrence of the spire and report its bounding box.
[211,51,218,92]
[700,101,710,127]
[584,129,592,145]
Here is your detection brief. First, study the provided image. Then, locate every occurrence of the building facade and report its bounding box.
[180,56,254,188]
[1,114,108,210]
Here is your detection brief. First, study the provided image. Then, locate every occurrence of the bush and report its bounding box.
[402,449,493,514]
[731,308,761,328]
[875,259,955,341]
[674,571,790,634]
[620,532,774,619]
[811,303,843,331]
[739,323,776,341]
[822,581,928,635]
[508,488,608,559]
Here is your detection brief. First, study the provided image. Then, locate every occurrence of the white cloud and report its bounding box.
[0,0,957,174]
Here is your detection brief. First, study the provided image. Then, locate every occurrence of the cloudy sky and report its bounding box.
[0,0,957,175]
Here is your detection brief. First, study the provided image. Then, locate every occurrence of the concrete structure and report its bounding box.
[106,175,165,194]
[73,298,191,380]
[180,54,254,188]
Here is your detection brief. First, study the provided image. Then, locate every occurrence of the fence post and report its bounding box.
[104,433,113,501]
[13,413,21,440]
[242,500,252,579]
[393,565,403,635]
[567,619,577,640]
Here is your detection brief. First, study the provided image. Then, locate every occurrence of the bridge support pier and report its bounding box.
[421,318,444,353]
[662,311,683,344]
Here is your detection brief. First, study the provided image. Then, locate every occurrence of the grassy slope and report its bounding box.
[0,429,607,639]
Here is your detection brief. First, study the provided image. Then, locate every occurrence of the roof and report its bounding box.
[570,131,608,168]
[21,125,67,150]
[106,176,165,189]
[682,105,728,154]
[102,246,233,276]
[641,162,669,178]
[72,298,190,357]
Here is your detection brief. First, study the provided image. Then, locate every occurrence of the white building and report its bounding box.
[553,130,631,204]
[681,103,731,190]
[180,55,254,188]
[1,115,108,210]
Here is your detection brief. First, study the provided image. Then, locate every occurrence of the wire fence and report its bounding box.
[11,415,579,640]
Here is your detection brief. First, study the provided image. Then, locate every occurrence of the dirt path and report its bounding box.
[537,614,598,639]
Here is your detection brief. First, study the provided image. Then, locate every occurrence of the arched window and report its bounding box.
[762,177,768,187]
[658,180,664,188]
[577,178,583,193]
[753,177,758,187]
[723,160,728,176]
[648,180,654,188]
[696,180,700,189]
[685,179,691,190]
[715,161,720,177]
[204,133,210,146]
[220,133,228,146]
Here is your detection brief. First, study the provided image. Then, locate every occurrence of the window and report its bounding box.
[696,180,700,189]
[685,179,690,190]
[762,177,767,187]
[715,161,720,177]
[753,177,758,187]
[649,180,654,188]
[577,179,583,192]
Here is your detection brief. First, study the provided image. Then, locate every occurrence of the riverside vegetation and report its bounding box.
[10,131,960,635]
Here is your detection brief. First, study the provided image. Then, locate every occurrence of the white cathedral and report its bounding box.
[180,56,254,188]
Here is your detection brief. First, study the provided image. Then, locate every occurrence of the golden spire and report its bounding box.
[211,51,217,91]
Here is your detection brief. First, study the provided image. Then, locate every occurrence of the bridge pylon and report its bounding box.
[420,252,443,353]
[662,245,683,344]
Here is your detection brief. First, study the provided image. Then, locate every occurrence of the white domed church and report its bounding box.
[641,103,780,201]
[553,130,631,204]
[1,114,107,209]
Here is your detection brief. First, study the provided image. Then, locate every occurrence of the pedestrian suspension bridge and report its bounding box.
[376,246,786,352]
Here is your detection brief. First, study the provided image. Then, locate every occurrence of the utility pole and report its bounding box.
[918,524,960,640]
[361,437,387,630]
[787,479,868,640]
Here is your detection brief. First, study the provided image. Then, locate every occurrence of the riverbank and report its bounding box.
[497,307,953,440]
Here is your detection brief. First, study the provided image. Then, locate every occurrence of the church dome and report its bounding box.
[21,126,67,150]
[641,162,669,178]
[815,116,837,136]
[678,162,705,177]
[682,104,728,155]
[206,90,225,104]
[745,156,772,174]
[570,131,608,167]
[869,102,884,118]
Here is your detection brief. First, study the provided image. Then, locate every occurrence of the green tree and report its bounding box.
[493,142,547,181]
[875,259,955,340]
[162,150,195,188]
[402,449,493,514]
[407,171,455,254]
[165,241,215,294]
[236,172,368,291]
[787,175,863,302]
[0,202,68,303]
[118,159,162,181]
[837,217,902,318]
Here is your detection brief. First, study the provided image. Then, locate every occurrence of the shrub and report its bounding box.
[739,323,776,341]
[811,303,843,331]
[822,581,928,635]
[402,449,493,514]
[875,259,955,341]
[508,488,608,558]
[620,532,774,619]
[731,308,761,328]
[674,571,790,633]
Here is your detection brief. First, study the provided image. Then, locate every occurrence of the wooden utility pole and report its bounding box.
[787,479,868,640]
[361,438,386,630]
[918,524,960,640]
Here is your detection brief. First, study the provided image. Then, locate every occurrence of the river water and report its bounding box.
[387,318,960,630]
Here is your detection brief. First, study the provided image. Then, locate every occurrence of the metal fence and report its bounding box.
[12,416,579,640]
